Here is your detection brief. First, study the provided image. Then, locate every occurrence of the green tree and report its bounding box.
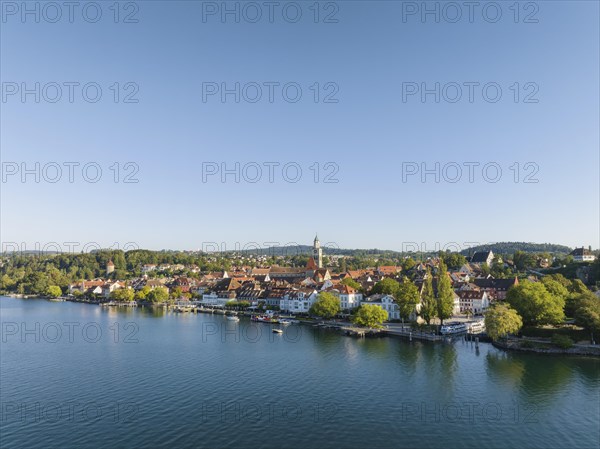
[480,263,491,276]
[401,257,416,272]
[309,292,341,319]
[541,277,569,303]
[46,285,62,298]
[440,252,467,269]
[352,304,388,328]
[567,291,600,342]
[568,279,588,294]
[371,278,400,296]
[575,302,600,343]
[513,251,536,271]
[340,258,347,273]
[395,278,420,325]
[484,303,523,340]
[0,274,16,290]
[419,269,436,325]
[506,281,565,325]
[170,286,183,299]
[134,286,151,301]
[110,288,134,302]
[147,287,169,303]
[340,277,361,290]
[435,260,455,326]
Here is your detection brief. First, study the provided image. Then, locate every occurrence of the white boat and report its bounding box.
[279,319,291,325]
[272,328,283,334]
[440,322,468,335]
[468,321,485,333]
[226,315,240,322]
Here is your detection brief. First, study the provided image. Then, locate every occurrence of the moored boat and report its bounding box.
[440,322,468,335]
[467,320,485,334]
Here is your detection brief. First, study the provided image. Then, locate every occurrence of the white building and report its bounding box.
[201,292,229,307]
[456,290,490,315]
[570,247,596,262]
[280,289,318,314]
[363,294,399,320]
[330,285,363,311]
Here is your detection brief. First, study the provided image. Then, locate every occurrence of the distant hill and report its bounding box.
[459,242,573,257]
[231,242,574,258]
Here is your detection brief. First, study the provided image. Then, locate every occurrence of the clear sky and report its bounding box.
[1,1,599,253]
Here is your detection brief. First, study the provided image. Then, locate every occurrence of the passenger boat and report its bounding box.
[440,322,468,335]
[468,321,485,334]
[251,315,278,323]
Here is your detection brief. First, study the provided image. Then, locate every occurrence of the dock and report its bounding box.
[340,326,382,338]
[383,328,445,342]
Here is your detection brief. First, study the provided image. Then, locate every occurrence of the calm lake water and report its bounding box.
[0,297,598,449]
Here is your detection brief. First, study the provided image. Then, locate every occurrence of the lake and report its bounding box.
[0,297,598,448]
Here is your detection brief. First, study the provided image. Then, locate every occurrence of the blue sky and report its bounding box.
[1,1,598,252]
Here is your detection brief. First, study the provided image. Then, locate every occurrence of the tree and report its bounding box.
[340,277,361,290]
[147,287,169,303]
[309,292,340,319]
[170,286,183,299]
[419,269,436,325]
[435,260,455,326]
[401,257,416,272]
[440,252,467,269]
[541,277,569,303]
[110,288,134,302]
[575,302,600,343]
[480,263,491,276]
[568,279,588,294]
[340,258,347,273]
[506,281,565,325]
[0,274,16,290]
[567,291,600,342]
[484,303,523,340]
[46,285,62,298]
[371,278,400,296]
[352,304,388,328]
[395,278,420,325]
[513,251,536,271]
[134,286,151,301]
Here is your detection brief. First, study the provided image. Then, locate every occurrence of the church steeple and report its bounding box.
[313,234,323,269]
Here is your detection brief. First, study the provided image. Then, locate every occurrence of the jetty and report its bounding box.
[341,326,382,338]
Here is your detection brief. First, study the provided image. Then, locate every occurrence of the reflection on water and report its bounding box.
[486,351,527,388]
[1,297,599,449]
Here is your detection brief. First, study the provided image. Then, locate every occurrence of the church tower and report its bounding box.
[313,235,323,269]
[106,260,115,276]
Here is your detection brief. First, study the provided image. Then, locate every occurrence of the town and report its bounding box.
[2,236,599,351]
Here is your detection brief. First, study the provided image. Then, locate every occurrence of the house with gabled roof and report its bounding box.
[328,284,363,311]
[456,290,490,315]
[470,251,494,266]
[280,288,319,314]
[472,277,518,300]
[570,247,596,262]
[363,294,399,320]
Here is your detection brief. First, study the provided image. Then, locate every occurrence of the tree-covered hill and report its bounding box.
[459,242,573,257]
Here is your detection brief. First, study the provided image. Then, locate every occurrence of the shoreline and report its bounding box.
[4,295,599,357]
[492,339,600,358]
